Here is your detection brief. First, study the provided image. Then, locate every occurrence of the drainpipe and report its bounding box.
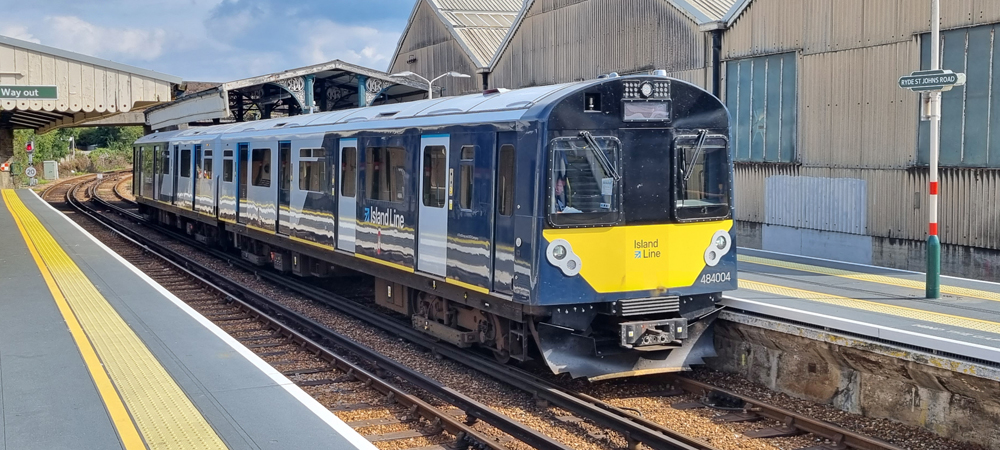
[712,29,723,99]
[480,72,490,91]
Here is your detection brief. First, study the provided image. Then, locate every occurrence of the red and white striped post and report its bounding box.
[927,0,942,298]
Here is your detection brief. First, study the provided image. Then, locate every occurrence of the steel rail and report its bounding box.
[74,180,571,450]
[98,201,715,450]
[95,179,913,450]
[662,376,903,450]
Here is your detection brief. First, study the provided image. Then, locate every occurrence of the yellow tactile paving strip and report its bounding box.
[739,279,1000,335]
[739,254,1000,303]
[2,190,228,450]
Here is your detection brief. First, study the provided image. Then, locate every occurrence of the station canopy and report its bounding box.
[145,60,429,131]
[0,35,181,134]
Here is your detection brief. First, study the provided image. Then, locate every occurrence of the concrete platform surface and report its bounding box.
[0,188,375,450]
[728,247,1000,365]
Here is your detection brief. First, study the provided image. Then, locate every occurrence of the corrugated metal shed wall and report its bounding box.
[725,0,1000,251]
[490,0,709,88]
[388,0,481,96]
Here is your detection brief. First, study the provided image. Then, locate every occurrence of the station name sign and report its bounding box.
[898,70,966,92]
[0,85,58,99]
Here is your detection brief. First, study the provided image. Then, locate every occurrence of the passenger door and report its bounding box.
[237,143,249,224]
[277,141,292,234]
[417,135,449,277]
[337,139,358,252]
[492,133,517,294]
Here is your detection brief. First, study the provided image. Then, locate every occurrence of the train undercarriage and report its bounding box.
[147,205,721,380]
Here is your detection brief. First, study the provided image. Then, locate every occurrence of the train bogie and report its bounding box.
[134,75,736,380]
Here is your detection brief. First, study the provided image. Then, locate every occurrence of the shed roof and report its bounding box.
[489,0,741,69]
[0,34,181,133]
[390,0,523,70]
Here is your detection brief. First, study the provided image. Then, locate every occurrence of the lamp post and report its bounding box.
[390,71,471,99]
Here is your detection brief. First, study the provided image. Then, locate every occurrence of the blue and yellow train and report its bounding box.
[133,74,736,380]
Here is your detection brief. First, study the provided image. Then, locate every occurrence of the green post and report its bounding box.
[927,235,941,298]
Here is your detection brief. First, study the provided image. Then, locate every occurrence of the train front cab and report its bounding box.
[529,76,737,380]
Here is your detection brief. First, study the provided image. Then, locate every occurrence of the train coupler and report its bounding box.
[620,318,689,349]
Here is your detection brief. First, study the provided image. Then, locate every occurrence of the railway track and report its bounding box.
[73,173,910,450]
[69,177,560,450]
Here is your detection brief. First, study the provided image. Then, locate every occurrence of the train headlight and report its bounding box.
[547,239,582,277]
[704,230,732,267]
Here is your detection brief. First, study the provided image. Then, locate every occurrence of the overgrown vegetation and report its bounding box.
[11,126,143,185]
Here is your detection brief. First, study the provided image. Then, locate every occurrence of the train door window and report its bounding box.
[152,146,160,176]
[298,148,326,192]
[251,148,272,187]
[180,148,192,177]
[341,147,357,197]
[422,146,446,207]
[459,146,474,210]
[223,150,233,182]
[498,145,515,216]
[203,150,213,179]
[279,142,292,191]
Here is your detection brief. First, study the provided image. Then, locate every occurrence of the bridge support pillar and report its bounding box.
[357,75,368,107]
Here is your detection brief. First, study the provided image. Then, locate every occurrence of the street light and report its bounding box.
[390,71,471,99]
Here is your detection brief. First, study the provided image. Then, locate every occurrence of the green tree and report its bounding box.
[10,125,144,185]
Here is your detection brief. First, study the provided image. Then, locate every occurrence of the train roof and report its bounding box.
[135,75,703,144]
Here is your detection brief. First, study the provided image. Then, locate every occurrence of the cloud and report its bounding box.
[41,16,168,61]
[0,25,41,43]
[0,0,416,81]
[299,20,401,69]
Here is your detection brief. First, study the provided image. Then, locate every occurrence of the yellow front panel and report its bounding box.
[543,220,732,293]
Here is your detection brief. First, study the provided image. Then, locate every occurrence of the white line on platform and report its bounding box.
[741,247,1000,287]
[31,190,378,450]
[723,295,1000,364]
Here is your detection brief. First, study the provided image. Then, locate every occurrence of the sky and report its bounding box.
[0,0,416,82]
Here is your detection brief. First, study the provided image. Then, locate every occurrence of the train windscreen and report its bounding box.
[674,132,730,221]
[548,136,621,226]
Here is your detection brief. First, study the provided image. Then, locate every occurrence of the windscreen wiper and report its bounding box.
[579,131,621,180]
[683,129,709,182]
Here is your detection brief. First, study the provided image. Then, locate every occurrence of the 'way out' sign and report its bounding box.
[0,86,58,99]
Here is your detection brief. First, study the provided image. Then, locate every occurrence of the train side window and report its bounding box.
[366,147,405,202]
[387,147,405,202]
[251,148,272,187]
[180,148,191,177]
[162,147,171,175]
[422,146,446,207]
[366,147,381,200]
[203,150,213,179]
[498,145,515,216]
[459,145,474,210]
[341,147,357,197]
[298,148,326,192]
[223,159,233,182]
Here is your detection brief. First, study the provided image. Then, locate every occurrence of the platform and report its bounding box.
[726,247,1000,368]
[0,189,375,450]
